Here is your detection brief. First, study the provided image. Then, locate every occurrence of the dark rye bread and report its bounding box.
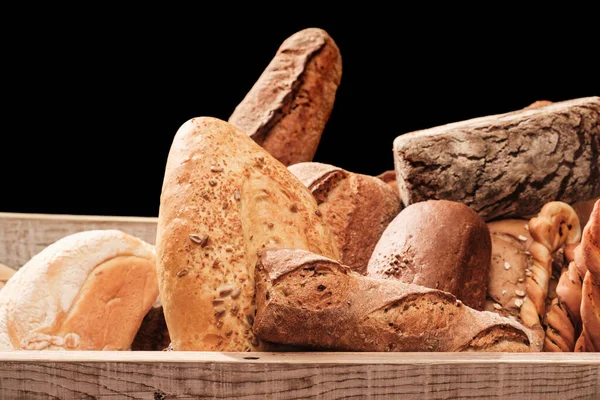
[289,162,401,274]
[393,96,600,221]
[367,200,491,310]
[229,28,342,166]
[253,249,542,352]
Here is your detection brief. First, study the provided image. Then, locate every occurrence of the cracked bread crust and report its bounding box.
[254,249,542,352]
[393,96,600,221]
[229,28,342,166]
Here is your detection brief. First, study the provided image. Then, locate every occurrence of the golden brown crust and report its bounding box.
[289,162,401,274]
[229,28,342,166]
[156,117,339,351]
[0,264,15,291]
[254,249,542,352]
[367,200,491,310]
[0,230,157,351]
[522,202,581,330]
[574,200,600,352]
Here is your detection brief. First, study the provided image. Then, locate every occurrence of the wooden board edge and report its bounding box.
[1,351,599,364]
[0,212,157,224]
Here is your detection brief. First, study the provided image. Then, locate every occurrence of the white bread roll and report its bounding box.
[0,230,157,351]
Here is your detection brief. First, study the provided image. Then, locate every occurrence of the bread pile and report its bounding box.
[0,28,598,353]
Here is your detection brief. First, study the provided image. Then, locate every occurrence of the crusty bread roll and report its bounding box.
[156,117,339,351]
[229,28,342,166]
[254,249,542,352]
[0,230,157,351]
[289,162,401,274]
[524,100,553,109]
[0,264,15,291]
[375,170,400,198]
[367,200,491,310]
[486,219,533,319]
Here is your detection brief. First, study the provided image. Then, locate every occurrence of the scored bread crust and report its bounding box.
[0,230,157,351]
[253,249,542,352]
[156,117,339,351]
[289,162,401,274]
[367,200,491,310]
[228,28,342,166]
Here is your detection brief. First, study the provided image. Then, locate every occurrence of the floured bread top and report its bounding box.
[0,230,157,351]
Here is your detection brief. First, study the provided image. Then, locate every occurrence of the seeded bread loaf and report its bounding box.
[289,162,401,273]
[156,117,339,352]
[253,249,542,352]
[486,219,534,319]
[228,28,342,166]
[0,230,157,351]
[367,200,491,310]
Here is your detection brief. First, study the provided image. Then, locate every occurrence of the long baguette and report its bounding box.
[253,249,542,352]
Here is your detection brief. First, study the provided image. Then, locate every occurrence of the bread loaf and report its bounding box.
[574,200,600,352]
[156,117,339,351]
[253,249,542,352]
[0,264,15,291]
[289,162,401,273]
[393,96,600,221]
[486,219,533,319]
[367,200,491,310]
[376,170,400,198]
[0,230,157,351]
[229,28,342,166]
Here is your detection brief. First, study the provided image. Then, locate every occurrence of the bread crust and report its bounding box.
[229,28,342,166]
[254,249,542,352]
[0,230,157,351]
[367,200,491,310]
[156,117,338,351]
[289,162,401,274]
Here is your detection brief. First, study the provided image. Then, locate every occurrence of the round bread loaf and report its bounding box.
[367,200,491,310]
[0,230,157,351]
[289,162,401,274]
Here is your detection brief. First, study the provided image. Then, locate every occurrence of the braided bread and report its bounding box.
[574,200,600,352]
[522,202,581,329]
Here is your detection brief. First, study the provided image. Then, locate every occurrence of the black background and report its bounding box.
[2,14,597,217]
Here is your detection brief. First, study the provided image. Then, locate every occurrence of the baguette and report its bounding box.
[253,249,542,352]
[229,28,342,166]
[289,162,400,273]
[156,117,339,351]
[393,96,600,221]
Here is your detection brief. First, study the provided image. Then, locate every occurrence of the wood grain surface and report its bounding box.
[0,213,599,399]
[0,212,157,269]
[0,352,598,399]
